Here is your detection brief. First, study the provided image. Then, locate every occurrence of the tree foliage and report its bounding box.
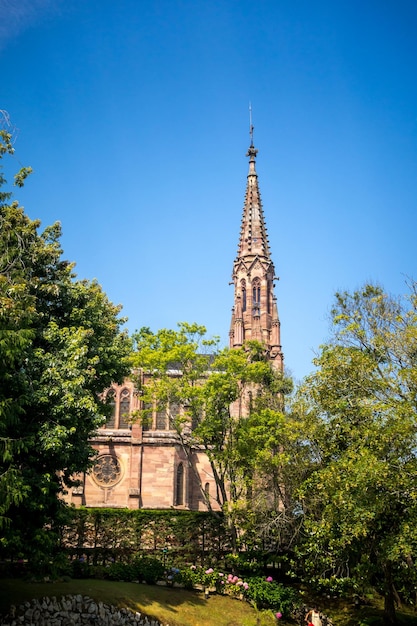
[132,323,294,551]
[295,283,417,625]
[0,127,132,556]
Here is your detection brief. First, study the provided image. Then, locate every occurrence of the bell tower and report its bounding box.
[229,121,283,371]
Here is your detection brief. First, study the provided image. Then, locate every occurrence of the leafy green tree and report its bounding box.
[132,322,219,506]
[235,402,311,555]
[0,126,132,559]
[295,284,417,625]
[132,324,293,551]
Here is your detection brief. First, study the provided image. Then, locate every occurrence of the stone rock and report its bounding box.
[0,595,162,626]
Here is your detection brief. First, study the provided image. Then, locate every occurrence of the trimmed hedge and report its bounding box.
[60,508,228,565]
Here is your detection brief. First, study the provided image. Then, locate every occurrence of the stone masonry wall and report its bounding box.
[0,595,162,626]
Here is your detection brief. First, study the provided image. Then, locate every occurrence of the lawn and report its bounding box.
[0,579,278,626]
[2,578,417,625]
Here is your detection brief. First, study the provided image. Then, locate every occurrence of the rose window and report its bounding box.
[92,455,122,487]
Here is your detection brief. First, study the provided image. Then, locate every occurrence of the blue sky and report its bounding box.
[1,0,417,381]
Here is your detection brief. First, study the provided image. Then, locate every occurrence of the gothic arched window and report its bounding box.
[105,389,116,428]
[175,463,184,506]
[141,402,152,431]
[156,407,167,430]
[252,278,261,315]
[252,278,261,304]
[119,388,130,429]
[169,403,180,430]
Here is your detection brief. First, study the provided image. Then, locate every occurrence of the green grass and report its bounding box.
[297,590,417,626]
[2,579,417,625]
[0,579,279,626]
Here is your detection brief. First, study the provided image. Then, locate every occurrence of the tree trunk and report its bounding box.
[212,467,239,554]
[383,561,398,626]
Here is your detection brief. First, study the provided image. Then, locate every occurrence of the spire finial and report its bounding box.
[249,102,254,147]
[246,102,258,162]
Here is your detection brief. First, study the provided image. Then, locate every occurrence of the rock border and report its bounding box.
[0,594,162,626]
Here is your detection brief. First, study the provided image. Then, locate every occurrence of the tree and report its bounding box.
[0,125,132,559]
[236,401,312,556]
[132,324,293,551]
[295,284,417,625]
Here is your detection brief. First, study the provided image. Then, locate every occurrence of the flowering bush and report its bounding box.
[202,567,219,588]
[177,565,249,596]
[165,567,181,586]
[171,563,297,618]
[244,576,297,618]
[177,564,202,589]
[223,573,250,598]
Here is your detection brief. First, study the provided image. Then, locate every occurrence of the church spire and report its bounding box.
[236,118,271,263]
[229,119,283,371]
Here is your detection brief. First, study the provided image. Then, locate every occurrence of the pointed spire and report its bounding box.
[236,110,271,263]
[230,117,283,371]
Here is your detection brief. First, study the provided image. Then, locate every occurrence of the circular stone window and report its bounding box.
[92,455,122,487]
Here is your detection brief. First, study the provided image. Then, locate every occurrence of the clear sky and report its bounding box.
[1,0,417,381]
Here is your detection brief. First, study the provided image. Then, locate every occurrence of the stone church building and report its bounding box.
[65,134,283,511]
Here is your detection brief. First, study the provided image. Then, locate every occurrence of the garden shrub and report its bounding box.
[177,566,198,590]
[177,565,251,598]
[106,555,165,584]
[71,559,93,579]
[107,561,137,582]
[311,575,356,597]
[224,552,264,575]
[133,555,165,584]
[165,567,181,586]
[174,564,298,617]
[245,576,298,618]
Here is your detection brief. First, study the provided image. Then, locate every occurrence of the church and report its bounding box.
[65,131,283,511]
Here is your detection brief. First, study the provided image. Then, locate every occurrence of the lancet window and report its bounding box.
[119,388,131,428]
[105,389,116,428]
[103,386,133,429]
[252,278,261,315]
[156,407,167,430]
[141,402,152,431]
[175,463,184,506]
[252,278,261,304]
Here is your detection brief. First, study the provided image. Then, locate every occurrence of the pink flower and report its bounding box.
[275,612,282,619]
[243,582,249,590]
[205,568,214,574]
[266,576,273,582]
